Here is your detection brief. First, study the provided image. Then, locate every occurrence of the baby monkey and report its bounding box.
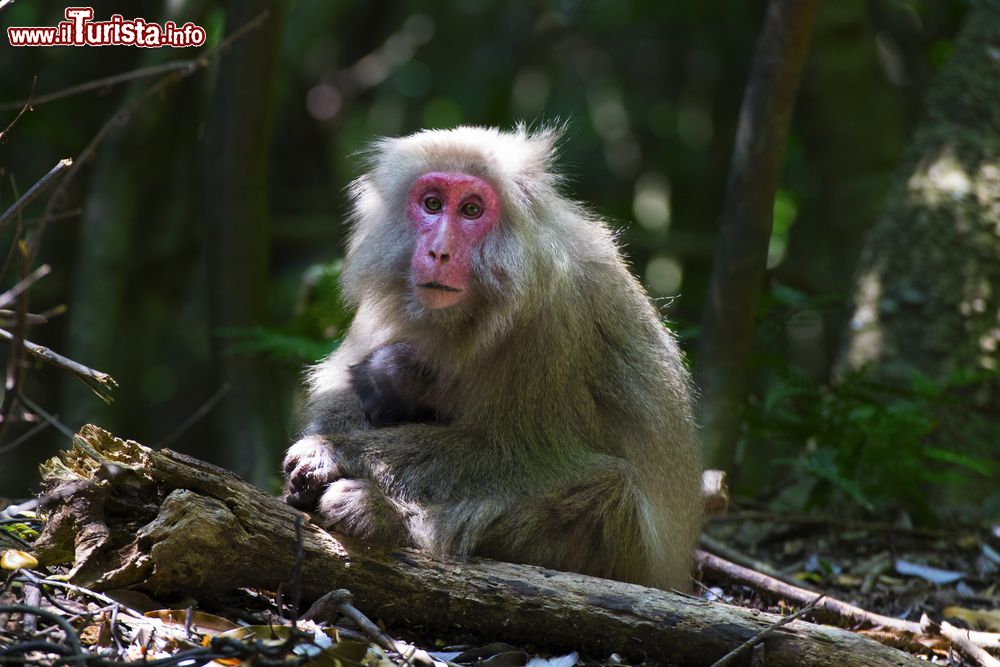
[348,342,443,427]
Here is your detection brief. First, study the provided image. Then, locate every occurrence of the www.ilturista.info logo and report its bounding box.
[7,7,206,47]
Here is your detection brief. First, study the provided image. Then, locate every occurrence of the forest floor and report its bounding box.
[1,494,998,667]
[700,502,1000,665]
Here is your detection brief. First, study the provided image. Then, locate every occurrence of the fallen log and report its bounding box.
[34,425,922,666]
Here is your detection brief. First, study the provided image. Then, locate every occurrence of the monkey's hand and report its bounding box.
[283,435,346,510]
[316,478,410,545]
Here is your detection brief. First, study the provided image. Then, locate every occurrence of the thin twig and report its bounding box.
[697,549,922,635]
[26,10,272,267]
[16,574,143,617]
[0,76,36,143]
[0,159,72,231]
[0,328,117,403]
[710,593,826,667]
[1,62,196,110]
[13,571,139,618]
[0,264,50,309]
[0,309,48,326]
[1,10,271,113]
[0,173,25,287]
[0,231,31,437]
[0,418,50,455]
[20,208,83,226]
[18,394,74,439]
[302,589,435,665]
[303,590,394,652]
[155,383,231,447]
[1,530,30,549]
[700,534,820,593]
[16,571,95,618]
[0,605,86,667]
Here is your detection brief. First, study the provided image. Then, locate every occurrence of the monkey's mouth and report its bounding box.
[418,281,462,293]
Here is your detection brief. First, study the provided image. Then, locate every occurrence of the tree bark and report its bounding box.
[696,0,819,472]
[34,425,923,667]
[839,0,1000,409]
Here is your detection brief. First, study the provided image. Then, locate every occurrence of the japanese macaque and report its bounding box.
[283,126,703,590]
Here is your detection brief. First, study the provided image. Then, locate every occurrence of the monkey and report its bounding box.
[348,341,443,427]
[283,125,703,590]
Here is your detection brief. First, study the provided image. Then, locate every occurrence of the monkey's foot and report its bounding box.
[316,478,407,545]
[283,435,344,509]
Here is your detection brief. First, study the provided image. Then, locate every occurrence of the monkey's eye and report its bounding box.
[461,202,483,219]
[424,196,443,213]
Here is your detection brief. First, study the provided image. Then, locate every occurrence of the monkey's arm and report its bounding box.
[301,385,371,436]
[285,319,396,509]
[284,389,369,510]
[285,423,451,543]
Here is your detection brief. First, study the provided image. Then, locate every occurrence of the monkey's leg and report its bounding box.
[315,478,417,545]
[475,461,656,586]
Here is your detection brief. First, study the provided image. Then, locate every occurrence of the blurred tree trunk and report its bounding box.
[62,1,207,434]
[839,0,1000,406]
[696,0,818,473]
[776,0,906,378]
[201,1,286,486]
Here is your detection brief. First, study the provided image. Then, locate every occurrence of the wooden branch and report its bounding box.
[698,549,922,635]
[0,264,51,310]
[0,75,35,143]
[0,159,72,231]
[32,425,924,667]
[921,615,1000,667]
[0,328,117,403]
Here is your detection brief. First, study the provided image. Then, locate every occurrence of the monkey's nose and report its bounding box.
[429,250,450,264]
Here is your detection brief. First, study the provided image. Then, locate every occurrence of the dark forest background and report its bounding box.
[1,0,996,525]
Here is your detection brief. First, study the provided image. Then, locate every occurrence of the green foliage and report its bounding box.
[221,262,351,366]
[746,350,998,522]
[0,522,39,543]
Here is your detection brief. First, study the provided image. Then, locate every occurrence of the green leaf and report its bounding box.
[923,447,995,476]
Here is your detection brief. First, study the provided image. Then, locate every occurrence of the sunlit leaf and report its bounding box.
[894,559,964,585]
[1,549,38,570]
[943,606,1000,632]
[145,609,240,634]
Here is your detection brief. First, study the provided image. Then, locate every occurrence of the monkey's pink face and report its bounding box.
[406,172,501,309]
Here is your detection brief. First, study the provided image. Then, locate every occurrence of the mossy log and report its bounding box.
[34,425,922,667]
